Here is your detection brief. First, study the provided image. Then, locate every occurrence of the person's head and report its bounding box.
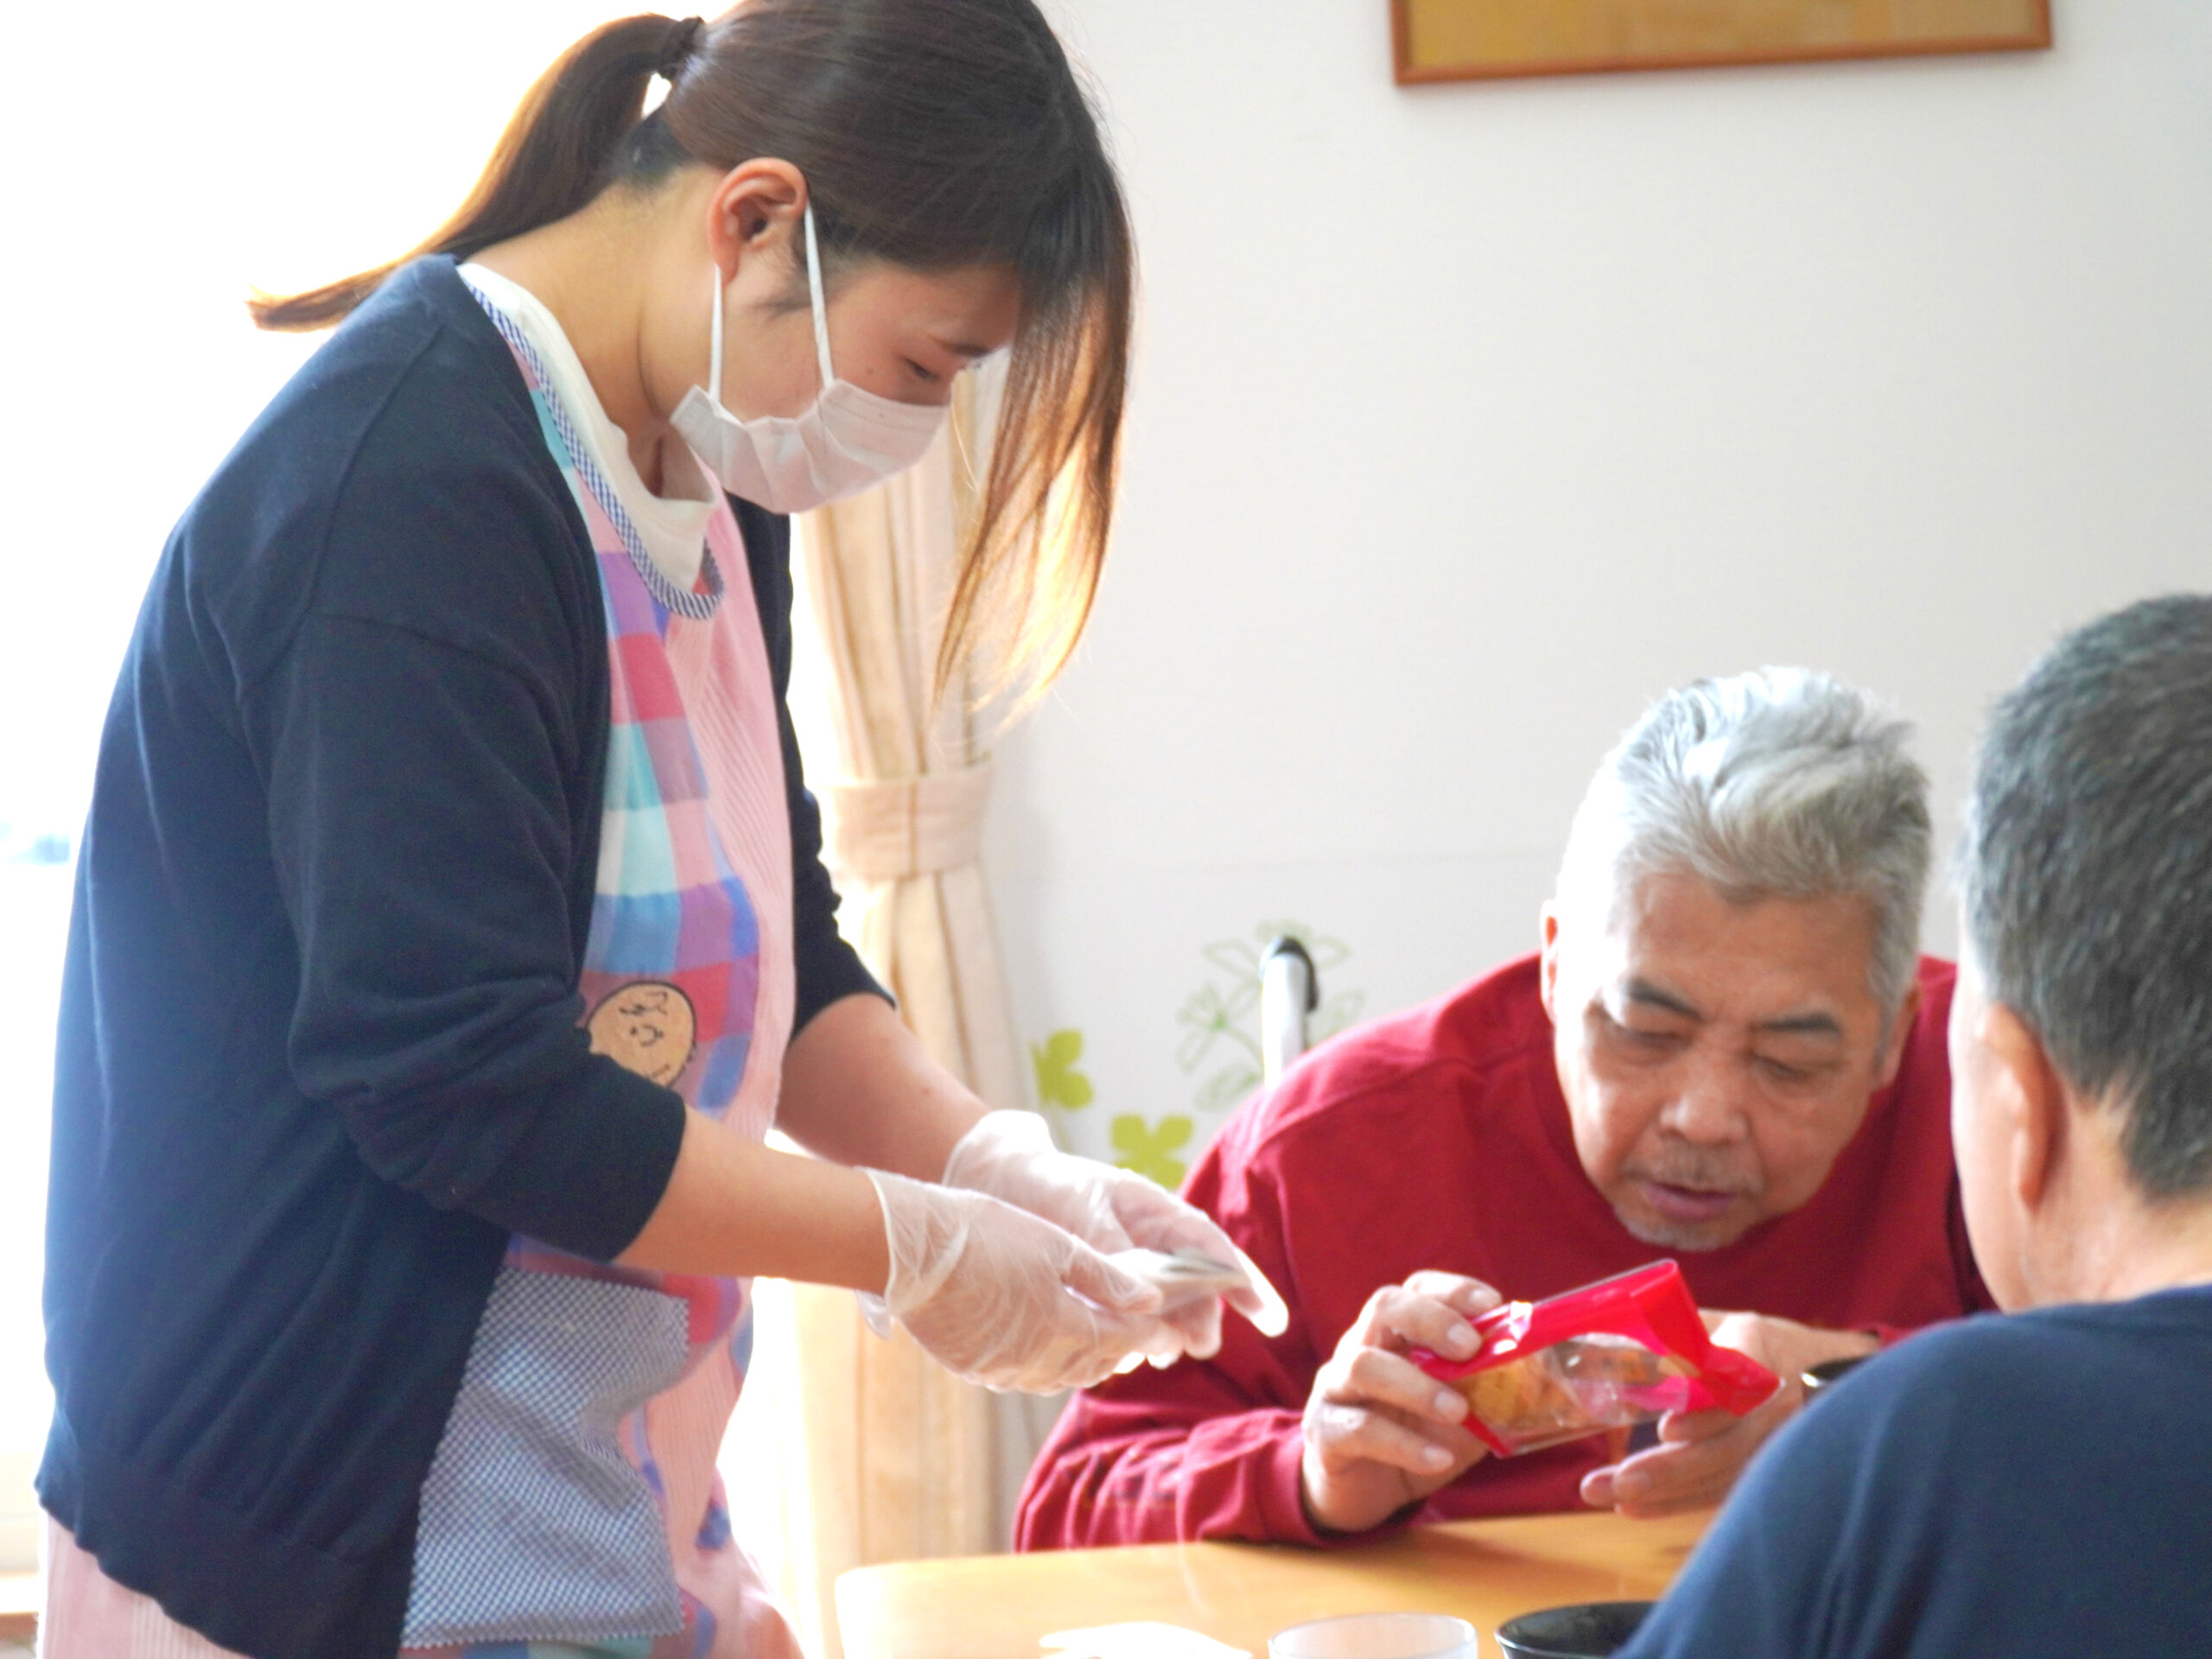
[1540,669,1932,1251]
[1952,594,2212,1311]
[252,2,1130,696]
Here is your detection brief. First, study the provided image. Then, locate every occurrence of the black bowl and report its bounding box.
[1495,1599,1656,1658]
[1801,1355,1870,1400]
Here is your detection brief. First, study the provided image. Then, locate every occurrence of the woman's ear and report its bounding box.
[704,158,807,283]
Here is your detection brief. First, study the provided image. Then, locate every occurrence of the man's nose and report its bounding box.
[1658,1052,1753,1145]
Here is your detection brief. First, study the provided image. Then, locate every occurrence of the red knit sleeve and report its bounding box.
[1014,1106,1342,1548]
[1012,1345,1324,1548]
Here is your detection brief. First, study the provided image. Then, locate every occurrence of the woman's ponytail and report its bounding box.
[248,14,702,331]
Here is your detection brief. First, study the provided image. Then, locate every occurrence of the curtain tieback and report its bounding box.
[825,762,994,882]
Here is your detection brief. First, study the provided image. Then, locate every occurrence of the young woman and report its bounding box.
[37,6,1281,1656]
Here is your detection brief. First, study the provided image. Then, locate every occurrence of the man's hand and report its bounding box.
[1300,1272,1501,1536]
[1579,1310,1878,1518]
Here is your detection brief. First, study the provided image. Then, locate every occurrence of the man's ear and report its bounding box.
[1872,979,1923,1092]
[1539,905,1562,1024]
[1980,1000,2068,1215]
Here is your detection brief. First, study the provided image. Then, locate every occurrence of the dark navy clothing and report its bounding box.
[39,257,881,1659]
[1619,1284,2212,1659]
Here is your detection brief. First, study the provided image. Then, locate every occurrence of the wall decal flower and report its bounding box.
[1031,1027,1096,1110]
[1110,1112,1195,1189]
[1176,921,1363,1117]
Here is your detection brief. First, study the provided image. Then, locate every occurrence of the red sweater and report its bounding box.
[1015,954,1991,1550]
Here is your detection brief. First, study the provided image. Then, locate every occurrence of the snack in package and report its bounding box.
[1409,1261,1779,1457]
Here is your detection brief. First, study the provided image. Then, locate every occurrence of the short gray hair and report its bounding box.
[1557,668,1932,1013]
[1960,594,2212,1200]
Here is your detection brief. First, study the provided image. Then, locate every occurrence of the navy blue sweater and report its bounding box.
[1618,1285,2212,1658]
[39,258,883,1659]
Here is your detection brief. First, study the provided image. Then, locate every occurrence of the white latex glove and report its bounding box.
[861,1167,1168,1392]
[941,1110,1290,1362]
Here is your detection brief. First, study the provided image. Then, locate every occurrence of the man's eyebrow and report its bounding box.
[1622,979,1702,1020]
[1618,981,1844,1038]
[1754,1011,1845,1039]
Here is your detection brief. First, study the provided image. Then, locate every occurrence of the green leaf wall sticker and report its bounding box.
[1110,1113,1194,1189]
[1026,918,1363,1190]
[1030,1027,1095,1109]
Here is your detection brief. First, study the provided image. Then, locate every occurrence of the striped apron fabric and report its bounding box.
[396,295,803,1657]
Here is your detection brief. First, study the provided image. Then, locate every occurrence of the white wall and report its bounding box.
[990,2,2212,1179]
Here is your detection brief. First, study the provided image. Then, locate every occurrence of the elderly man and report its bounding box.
[1016,668,1992,1548]
[1620,597,2212,1656]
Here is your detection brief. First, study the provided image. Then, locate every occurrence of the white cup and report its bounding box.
[1268,1612,1479,1659]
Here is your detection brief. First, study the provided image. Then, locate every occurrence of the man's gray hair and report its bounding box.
[1557,667,1932,1013]
[1960,594,2212,1200]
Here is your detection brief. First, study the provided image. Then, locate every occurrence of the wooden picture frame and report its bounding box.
[1392,0,2052,85]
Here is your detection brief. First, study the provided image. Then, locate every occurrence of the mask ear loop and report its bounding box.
[708,259,726,408]
[802,203,836,391]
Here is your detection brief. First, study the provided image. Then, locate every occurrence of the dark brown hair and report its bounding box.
[251,3,1132,696]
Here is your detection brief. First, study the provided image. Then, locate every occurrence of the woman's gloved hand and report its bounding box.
[861,1167,1170,1392]
[939,1109,1290,1363]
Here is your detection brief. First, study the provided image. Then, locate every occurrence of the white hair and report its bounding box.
[1556,668,1932,1012]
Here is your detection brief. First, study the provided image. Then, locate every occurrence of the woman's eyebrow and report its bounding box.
[930,334,995,359]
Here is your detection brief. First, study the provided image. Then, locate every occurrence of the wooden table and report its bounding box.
[836,1509,1708,1659]
[0,1571,32,1644]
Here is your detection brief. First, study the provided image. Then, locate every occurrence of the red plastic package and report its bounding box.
[1409,1261,1779,1457]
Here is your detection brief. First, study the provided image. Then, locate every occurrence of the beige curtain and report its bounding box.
[746,383,1062,1658]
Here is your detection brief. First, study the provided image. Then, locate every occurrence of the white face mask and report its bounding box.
[671,205,949,514]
